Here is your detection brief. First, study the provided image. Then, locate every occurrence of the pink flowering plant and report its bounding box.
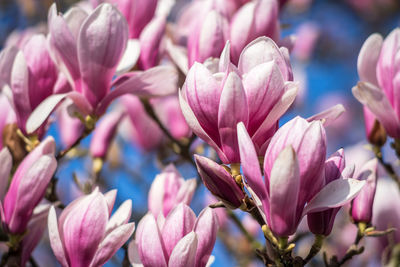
[0,0,398,266]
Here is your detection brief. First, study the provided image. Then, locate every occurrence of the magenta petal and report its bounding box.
[161,204,196,257]
[104,189,117,216]
[237,122,267,200]
[62,191,109,267]
[193,208,219,267]
[269,146,300,237]
[168,232,198,267]
[78,3,129,107]
[218,72,248,163]
[303,178,366,216]
[48,206,69,267]
[352,81,400,138]
[90,222,135,267]
[358,33,383,85]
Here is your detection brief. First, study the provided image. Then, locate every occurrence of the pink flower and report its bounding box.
[195,155,245,209]
[351,158,378,224]
[10,34,58,135]
[353,29,400,139]
[148,164,196,217]
[230,0,280,63]
[129,204,219,267]
[0,137,57,234]
[237,119,365,237]
[26,3,177,135]
[48,189,135,267]
[180,37,296,163]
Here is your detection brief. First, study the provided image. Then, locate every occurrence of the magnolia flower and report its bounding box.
[0,137,57,234]
[180,37,296,163]
[26,3,177,134]
[48,189,135,267]
[237,118,365,237]
[195,155,245,209]
[351,158,378,224]
[230,0,280,63]
[352,28,400,139]
[129,204,219,267]
[148,164,196,217]
[10,34,58,135]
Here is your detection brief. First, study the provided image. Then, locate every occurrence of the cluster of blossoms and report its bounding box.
[0,0,398,266]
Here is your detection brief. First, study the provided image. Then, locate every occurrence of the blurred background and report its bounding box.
[0,0,399,266]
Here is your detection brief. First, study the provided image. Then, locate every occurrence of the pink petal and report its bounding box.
[90,110,125,159]
[352,81,400,138]
[5,155,57,234]
[358,33,382,85]
[242,61,285,135]
[11,50,31,132]
[78,3,129,107]
[62,191,109,267]
[269,146,300,236]
[168,232,198,267]
[0,148,12,200]
[193,208,219,267]
[238,36,290,80]
[194,155,244,209]
[161,204,196,257]
[218,72,248,163]
[197,10,229,64]
[106,199,132,235]
[26,92,92,134]
[104,189,117,216]
[237,122,267,200]
[48,4,80,82]
[128,240,144,267]
[0,46,18,88]
[48,206,69,267]
[302,178,366,216]
[178,90,228,162]
[116,39,141,75]
[137,214,168,267]
[139,16,166,70]
[96,65,178,115]
[307,104,346,127]
[90,222,135,267]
